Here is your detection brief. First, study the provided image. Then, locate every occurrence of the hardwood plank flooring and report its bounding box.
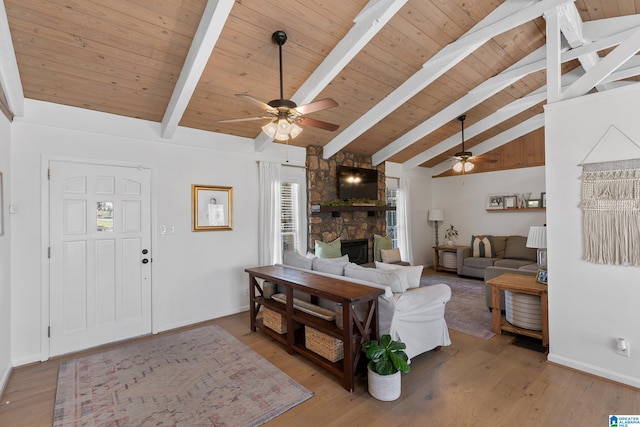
[1,269,639,426]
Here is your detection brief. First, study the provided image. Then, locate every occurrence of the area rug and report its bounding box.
[420,275,495,340]
[53,324,313,427]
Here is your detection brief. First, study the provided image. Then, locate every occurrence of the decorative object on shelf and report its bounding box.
[444,224,458,246]
[536,269,548,284]
[526,225,547,270]
[192,185,232,231]
[428,208,444,246]
[363,334,410,401]
[504,195,517,209]
[321,198,385,207]
[486,194,505,210]
[518,192,531,208]
[526,199,541,208]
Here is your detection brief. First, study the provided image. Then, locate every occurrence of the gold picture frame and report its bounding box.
[536,269,548,284]
[192,185,233,231]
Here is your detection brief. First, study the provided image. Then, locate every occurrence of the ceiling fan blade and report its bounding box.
[298,116,339,132]
[218,116,272,123]
[471,156,498,163]
[235,94,273,111]
[294,98,339,115]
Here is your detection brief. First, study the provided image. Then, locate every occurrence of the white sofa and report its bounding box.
[277,252,452,359]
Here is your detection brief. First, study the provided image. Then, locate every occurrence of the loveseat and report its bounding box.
[456,235,538,279]
[277,251,452,359]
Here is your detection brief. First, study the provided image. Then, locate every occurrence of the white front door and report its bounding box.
[49,160,152,356]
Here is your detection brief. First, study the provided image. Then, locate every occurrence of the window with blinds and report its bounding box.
[281,182,300,253]
[386,178,399,248]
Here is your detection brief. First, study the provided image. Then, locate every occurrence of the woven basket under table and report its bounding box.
[305,326,344,362]
[263,307,286,334]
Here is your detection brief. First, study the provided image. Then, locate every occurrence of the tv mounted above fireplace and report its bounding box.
[337,166,378,201]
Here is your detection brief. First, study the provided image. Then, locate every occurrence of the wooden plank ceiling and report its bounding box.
[4,0,640,174]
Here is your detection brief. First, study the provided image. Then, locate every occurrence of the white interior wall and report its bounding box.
[545,84,640,388]
[10,100,304,365]
[0,112,11,392]
[385,162,432,266]
[431,167,547,249]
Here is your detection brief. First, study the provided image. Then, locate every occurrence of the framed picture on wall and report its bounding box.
[192,185,233,231]
[486,194,505,210]
[504,195,517,209]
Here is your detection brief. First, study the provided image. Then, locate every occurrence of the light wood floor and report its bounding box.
[1,272,639,426]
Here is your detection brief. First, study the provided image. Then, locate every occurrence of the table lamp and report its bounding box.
[428,208,444,246]
[526,225,547,269]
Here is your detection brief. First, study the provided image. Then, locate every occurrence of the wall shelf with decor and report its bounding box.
[486,208,546,212]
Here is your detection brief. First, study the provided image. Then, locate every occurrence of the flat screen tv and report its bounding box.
[337,166,378,201]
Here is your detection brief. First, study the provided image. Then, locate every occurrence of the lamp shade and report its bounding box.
[428,208,444,222]
[526,225,547,249]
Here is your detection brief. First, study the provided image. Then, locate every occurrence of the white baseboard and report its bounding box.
[0,364,12,399]
[548,352,640,389]
[154,305,248,334]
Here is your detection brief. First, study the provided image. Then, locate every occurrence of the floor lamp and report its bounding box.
[428,209,444,246]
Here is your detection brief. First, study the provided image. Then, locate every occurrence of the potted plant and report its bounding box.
[363,334,410,401]
[444,224,458,246]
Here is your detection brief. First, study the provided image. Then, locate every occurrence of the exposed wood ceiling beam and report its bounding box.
[562,27,640,100]
[254,0,407,152]
[428,62,640,175]
[322,0,572,162]
[160,0,234,139]
[0,0,23,118]
[401,17,640,170]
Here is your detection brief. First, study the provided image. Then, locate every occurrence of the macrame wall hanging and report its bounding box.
[580,125,640,266]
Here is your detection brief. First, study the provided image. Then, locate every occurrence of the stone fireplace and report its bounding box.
[341,239,369,265]
[306,146,387,263]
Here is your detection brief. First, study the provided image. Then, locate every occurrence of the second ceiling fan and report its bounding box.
[451,115,496,173]
[219,31,340,141]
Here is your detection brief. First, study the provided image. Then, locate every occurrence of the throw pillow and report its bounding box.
[312,255,350,275]
[373,234,392,262]
[315,238,342,258]
[471,235,495,258]
[380,248,402,263]
[375,261,423,288]
[283,250,315,270]
[344,263,408,293]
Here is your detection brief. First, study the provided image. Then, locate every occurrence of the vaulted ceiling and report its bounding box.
[2,0,640,175]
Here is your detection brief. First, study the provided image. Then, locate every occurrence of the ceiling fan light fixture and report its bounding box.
[261,121,278,139]
[289,122,303,139]
[452,161,464,173]
[464,161,474,172]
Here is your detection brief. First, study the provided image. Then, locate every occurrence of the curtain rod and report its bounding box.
[255,161,306,169]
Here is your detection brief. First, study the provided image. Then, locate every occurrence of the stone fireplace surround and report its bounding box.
[306,146,387,264]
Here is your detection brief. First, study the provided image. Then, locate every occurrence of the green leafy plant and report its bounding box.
[444,224,458,240]
[363,334,410,375]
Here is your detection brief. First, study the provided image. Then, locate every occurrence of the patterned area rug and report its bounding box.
[53,324,313,427]
[421,275,495,340]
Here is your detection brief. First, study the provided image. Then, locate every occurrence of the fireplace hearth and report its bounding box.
[341,239,369,265]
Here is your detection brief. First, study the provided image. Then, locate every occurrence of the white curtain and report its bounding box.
[258,162,282,265]
[397,178,413,264]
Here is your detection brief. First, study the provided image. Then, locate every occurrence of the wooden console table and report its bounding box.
[486,273,548,347]
[245,265,383,392]
[433,245,466,273]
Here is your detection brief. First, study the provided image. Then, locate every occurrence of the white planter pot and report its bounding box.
[447,240,454,246]
[367,367,401,401]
